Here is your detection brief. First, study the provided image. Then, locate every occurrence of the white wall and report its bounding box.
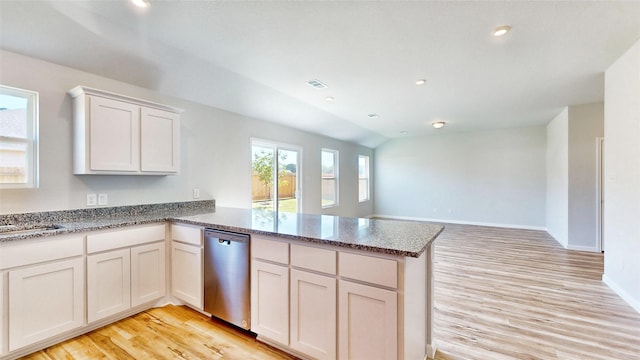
[545,103,604,251]
[603,39,640,313]
[373,126,547,228]
[546,108,569,246]
[0,50,374,218]
[568,103,604,251]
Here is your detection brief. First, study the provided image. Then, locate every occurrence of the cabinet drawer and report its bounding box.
[171,224,202,246]
[0,236,84,270]
[87,224,165,253]
[291,244,336,275]
[339,252,397,288]
[252,237,289,265]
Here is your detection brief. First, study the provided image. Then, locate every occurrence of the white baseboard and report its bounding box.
[426,344,437,359]
[567,244,600,253]
[545,231,568,248]
[369,214,547,231]
[546,233,600,253]
[602,274,640,314]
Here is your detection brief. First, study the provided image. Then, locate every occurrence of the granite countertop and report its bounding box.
[0,201,443,257]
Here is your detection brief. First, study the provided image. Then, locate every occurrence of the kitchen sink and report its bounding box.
[0,224,64,235]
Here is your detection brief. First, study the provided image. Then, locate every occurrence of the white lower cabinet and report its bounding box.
[338,252,399,360]
[171,241,203,309]
[87,249,131,323]
[252,238,340,359]
[0,235,85,354]
[1,223,168,358]
[8,257,84,351]
[338,280,398,360]
[86,224,167,324]
[1,274,4,356]
[0,222,426,360]
[251,236,403,360]
[170,224,203,310]
[131,242,166,307]
[251,260,289,345]
[290,269,336,360]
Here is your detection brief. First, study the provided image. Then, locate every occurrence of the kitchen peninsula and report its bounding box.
[0,201,443,360]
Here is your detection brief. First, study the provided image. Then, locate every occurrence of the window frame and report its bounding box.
[0,85,39,189]
[321,148,339,208]
[250,138,303,213]
[358,155,370,202]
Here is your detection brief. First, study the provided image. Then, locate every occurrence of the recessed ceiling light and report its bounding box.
[325,96,334,102]
[415,79,427,85]
[493,25,511,37]
[307,79,328,89]
[367,113,379,118]
[131,0,150,8]
[432,121,446,129]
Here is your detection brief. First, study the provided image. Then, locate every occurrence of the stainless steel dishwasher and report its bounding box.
[203,228,250,330]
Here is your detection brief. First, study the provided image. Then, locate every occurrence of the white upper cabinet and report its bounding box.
[69,86,182,175]
[88,96,140,172]
[140,107,180,172]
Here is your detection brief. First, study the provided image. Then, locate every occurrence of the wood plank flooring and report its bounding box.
[21,305,297,360]
[432,224,640,360]
[20,223,640,360]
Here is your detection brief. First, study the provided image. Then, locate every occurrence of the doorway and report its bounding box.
[251,139,301,213]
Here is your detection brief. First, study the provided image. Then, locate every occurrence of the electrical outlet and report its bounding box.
[98,193,108,205]
[86,193,97,206]
[193,188,200,199]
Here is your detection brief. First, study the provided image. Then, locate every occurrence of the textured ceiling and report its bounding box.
[2,1,640,147]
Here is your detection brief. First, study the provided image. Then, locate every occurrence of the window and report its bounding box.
[358,155,370,202]
[321,149,338,208]
[251,139,301,213]
[0,85,38,188]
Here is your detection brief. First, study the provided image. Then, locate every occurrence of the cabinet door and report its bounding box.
[338,280,397,360]
[171,241,203,309]
[89,95,139,172]
[251,260,289,345]
[87,249,131,323]
[141,107,180,173]
[131,242,166,307]
[8,258,84,351]
[290,269,336,360]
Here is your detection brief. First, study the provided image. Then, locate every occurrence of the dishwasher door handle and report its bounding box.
[205,229,249,243]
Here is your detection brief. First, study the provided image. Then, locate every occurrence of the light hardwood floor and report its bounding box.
[20,224,640,360]
[432,224,640,360]
[21,305,297,360]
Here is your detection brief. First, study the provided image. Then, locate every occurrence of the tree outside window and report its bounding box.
[251,140,300,213]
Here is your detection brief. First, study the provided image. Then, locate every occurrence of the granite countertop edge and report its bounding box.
[173,218,443,258]
[0,201,443,258]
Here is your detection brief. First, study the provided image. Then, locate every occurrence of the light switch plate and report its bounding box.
[193,188,200,199]
[98,193,108,205]
[86,193,97,206]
